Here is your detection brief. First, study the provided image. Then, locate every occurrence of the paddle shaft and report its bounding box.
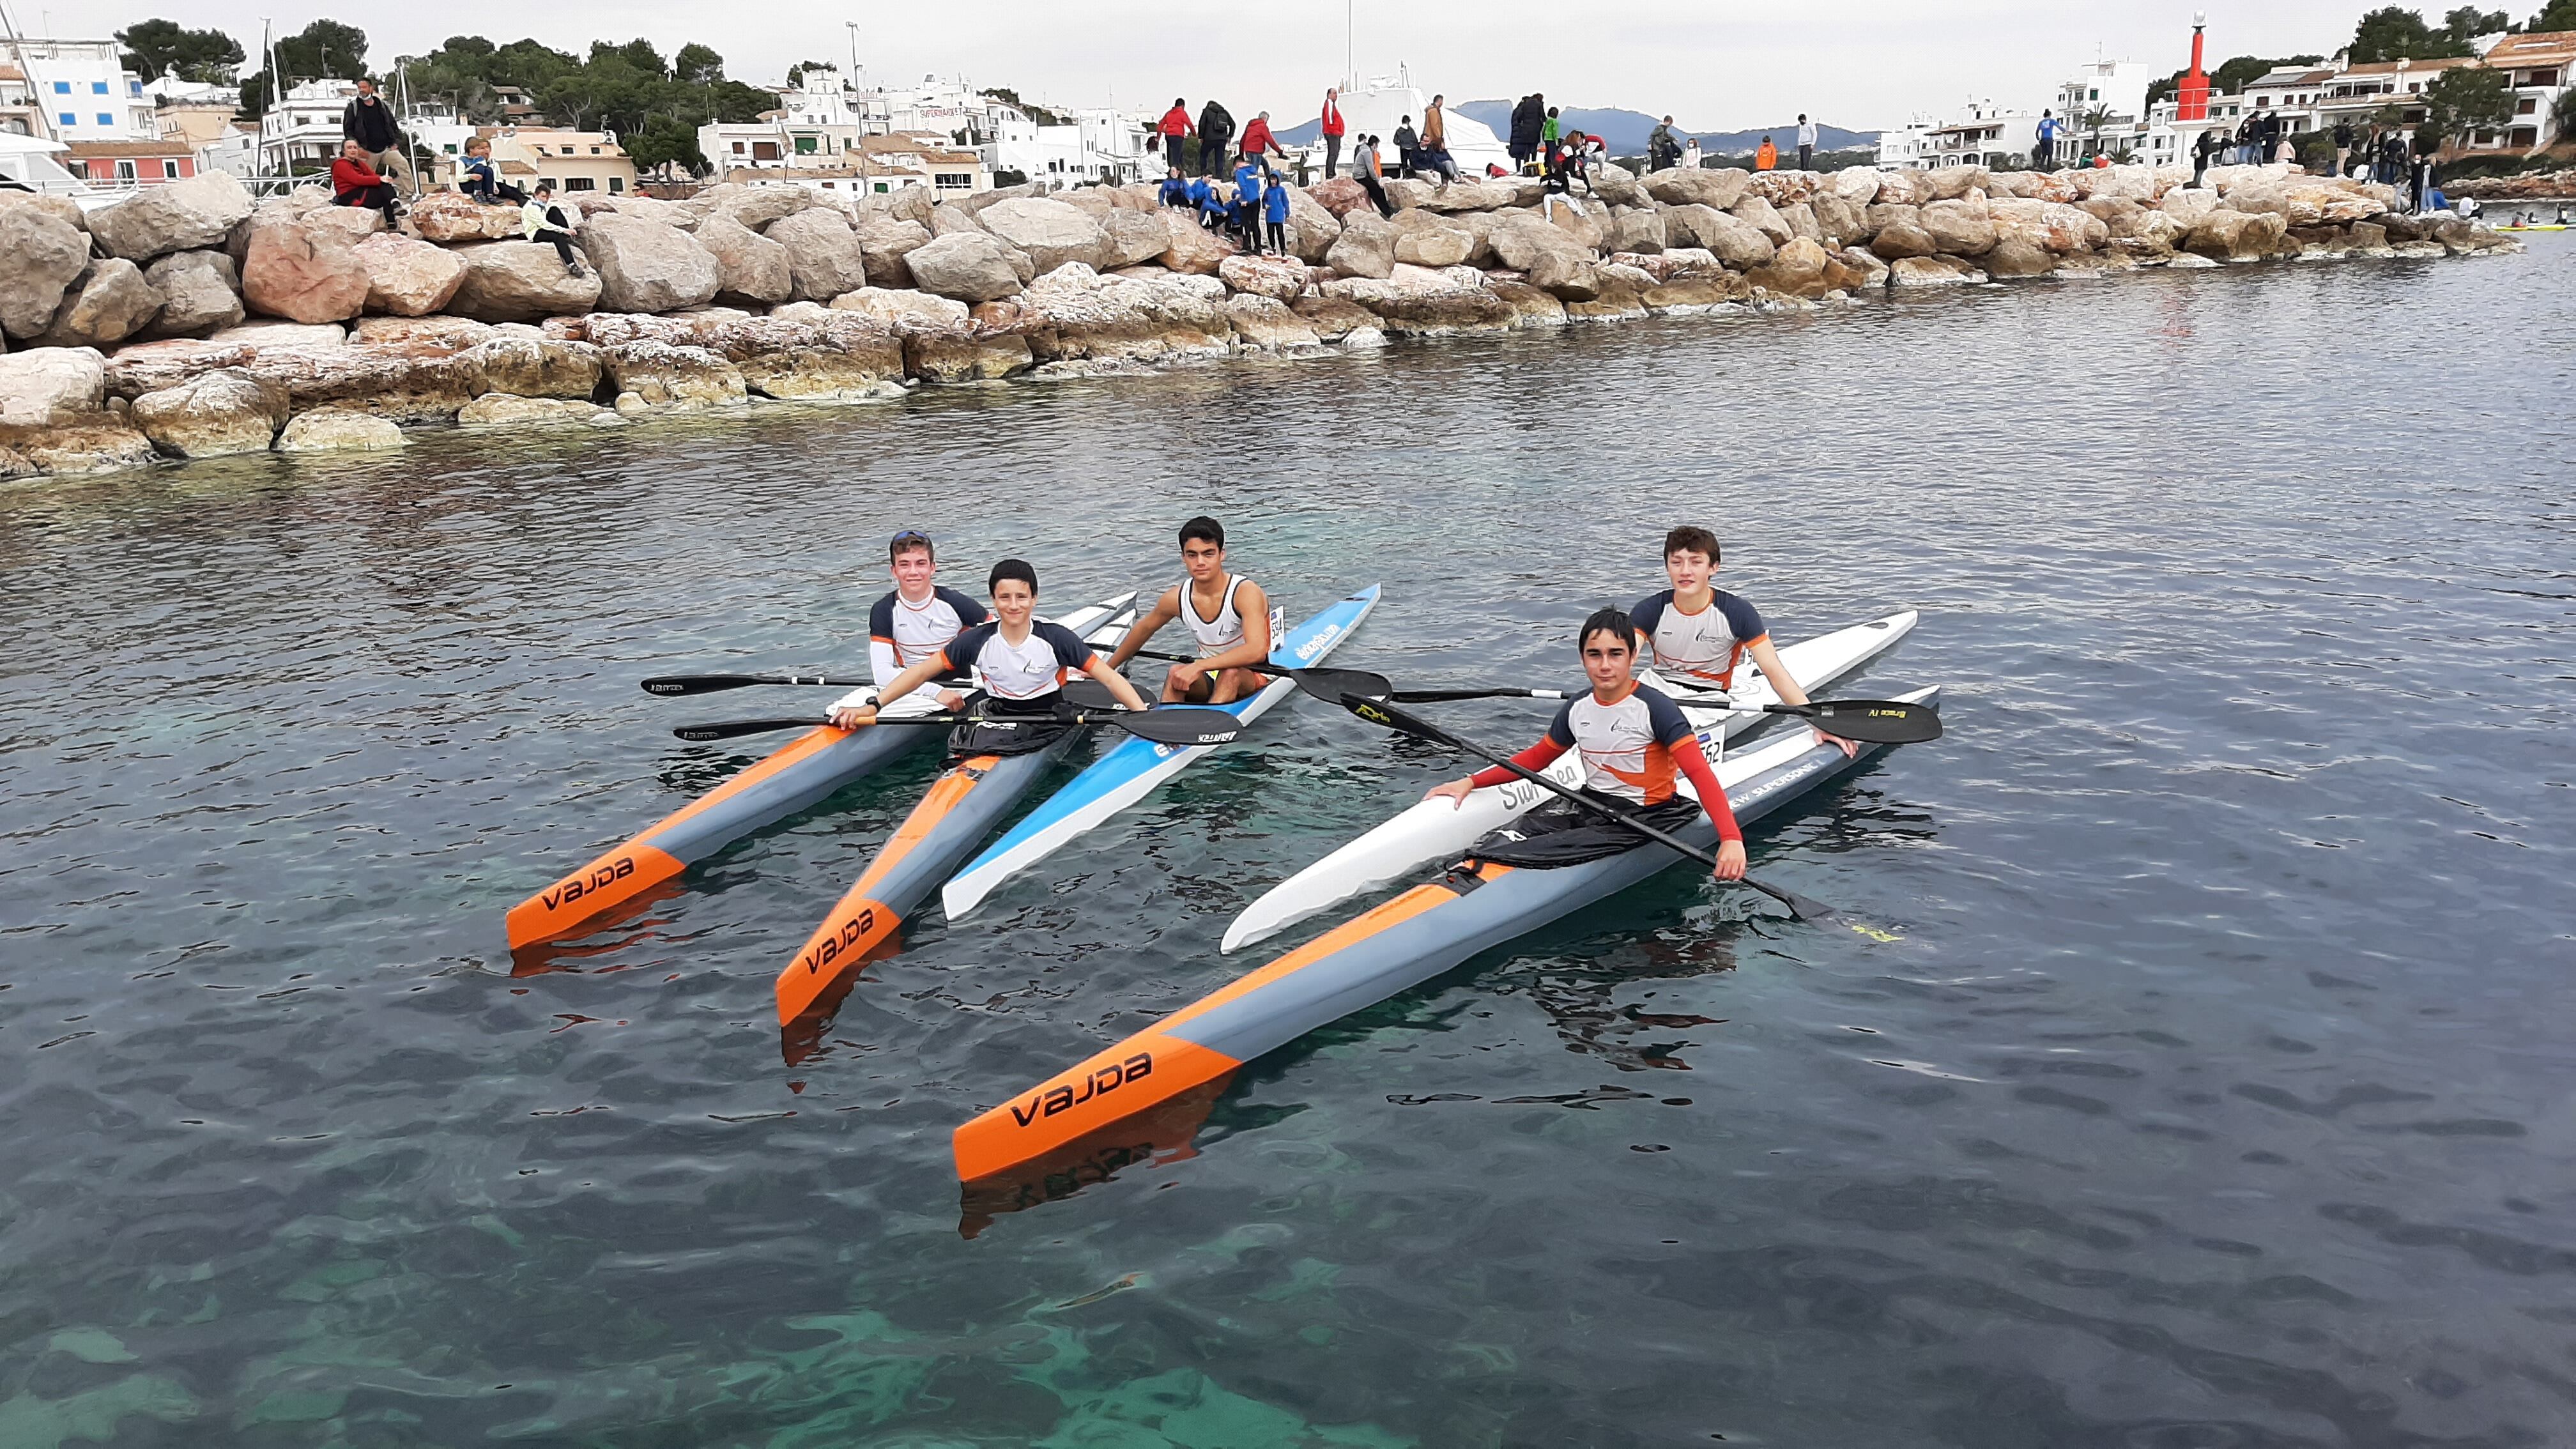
[674,705,1239,747]
[1346,698,1836,922]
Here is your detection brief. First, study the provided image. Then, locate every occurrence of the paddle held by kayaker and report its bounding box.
[1426,608,1747,880]
[1104,516,1276,704]
[1632,525,1858,757]
[839,558,1151,725]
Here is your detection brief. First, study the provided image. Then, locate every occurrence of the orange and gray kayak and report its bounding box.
[949,686,1938,1184]
[505,592,1136,951]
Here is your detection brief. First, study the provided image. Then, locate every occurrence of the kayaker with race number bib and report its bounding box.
[1105,516,1277,705]
[827,530,987,725]
[1424,608,1747,881]
[1633,525,1857,757]
[837,559,1151,726]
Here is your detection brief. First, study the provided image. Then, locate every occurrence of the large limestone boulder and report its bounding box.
[1982,237,2058,278]
[977,197,1108,275]
[1811,194,1867,246]
[0,205,95,341]
[1644,167,1751,210]
[1828,167,1885,205]
[0,346,107,425]
[298,205,385,243]
[456,394,617,427]
[601,341,747,409]
[38,260,164,349]
[1779,201,1825,244]
[468,335,601,397]
[1156,210,1237,275]
[1486,211,1583,271]
[905,231,1029,302]
[129,367,287,457]
[0,191,89,233]
[1540,200,1607,251]
[352,233,468,317]
[766,209,871,303]
[447,242,604,322]
[696,213,795,306]
[1669,206,1775,268]
[1609,207,1667,254]
[1388,209,1474,267]
[1920,198,1997,256]
[207,319,346,349]
[1,414,160,474]
[1487,278,1570,326]
[1528,249,1603,302]
[279,410,406,452]
[1325,211,1398,279]
[1224,294,1323,350]
[140,250,244,339]
[1887,254,1981,288]
[902,327,1032,383]
[1217,253,1310,301]
[1923,167,1991,201]
[2184,209,2287,261]
[602,194,697,230]
[582,215,721,314]
[1308,176,1370,218]
[352,316,490,351]
[1989,198,2105,254]
[1872,170,1933,207]
[831,286,971,330]
[853,215,935,289]
[1836,247,1890,288]
[241,215,369,324]
[1745,236,1832,297]
[1288,295,1377,340]
[408,193,522,243]
[88,171,254,263]
[1098,210,1172,270]
[703,183,815,233]
[1282,187,1342,263]
[1004,265,1236,365]
[1318,263,1512,336]
[928,202,983,238]
[1870,218,1938,260]
[2071,164,2159,202]
[1590,163,1648,209]
[1418,178,1519,213]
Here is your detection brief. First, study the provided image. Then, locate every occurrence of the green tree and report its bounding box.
[2349,7,2474,62]
[624,116,708,176]
[2555,85,2576,138]
[588,39,668,78]
[673,44,724,86]
[280,19,370,79]
[2442,6,2513,38]
[2147,54,2323,109]
[115,19,246,83]
[783,60,836,88]
[2533,0,2576,31]
[2421,65,2516,141]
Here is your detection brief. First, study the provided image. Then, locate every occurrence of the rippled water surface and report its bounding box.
[6,243,2573,1447]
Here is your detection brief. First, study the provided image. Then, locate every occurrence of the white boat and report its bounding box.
[1313,69,1513,178]
[1220,611,1919,952]
[0,134,121,212]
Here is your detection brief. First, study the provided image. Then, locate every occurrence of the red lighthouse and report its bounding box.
[2177,12,2213,121]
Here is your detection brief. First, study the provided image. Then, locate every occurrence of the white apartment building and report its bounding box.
[699,73,1147,187]
[0,38,155,142]
[2473,29,2576,150]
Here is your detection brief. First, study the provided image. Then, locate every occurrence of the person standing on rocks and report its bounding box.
[2191,129,2220,187]
[2332,121,2355,176]
[1541,105,1562,151]
[1392,116,1421,178]
[1198,99,1236,178]
[1232,155,1267,251]
[1157,98,1195,173]
[1509,95,1542,171]
[1754,135,1778,171]
[1355,136,1396,218]
[1648,116,1680,172]
[1320,88,1346,180]
[341,79,416,197]
[2034,110,2060,170]
[1241,111,1286,164]
[1420,95,1457,186]
[1682,134,1701,170]
[331,139,400,227]
[522,183,588,277]
[1797,113,1818,171]
[1261,167,1291,254]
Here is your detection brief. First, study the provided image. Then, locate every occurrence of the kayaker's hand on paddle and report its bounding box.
[831,704,879,729]
[1712,839,1747,881]
[1813,726,1860,759]
[935,688,966,711]
[1423,778,1478,808]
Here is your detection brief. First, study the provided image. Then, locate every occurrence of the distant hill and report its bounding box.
[1272,103,1875,154]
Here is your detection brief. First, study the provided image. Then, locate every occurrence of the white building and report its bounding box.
[698,73,1147,187]
[0,38,155,142]
[2057,59,2155,128]
[1874,115,1936,169]
[252,77,362,174]
[2471,29,2576,151]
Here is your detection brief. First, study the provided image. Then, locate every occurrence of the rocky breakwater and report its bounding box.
[0,161,2520,480]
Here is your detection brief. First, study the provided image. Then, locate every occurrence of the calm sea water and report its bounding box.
[5,242,2572,1447]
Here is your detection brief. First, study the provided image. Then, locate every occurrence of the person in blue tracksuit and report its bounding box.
[1158,165,1193,208]
[1232,158,1265,250]
[1193,176,1227,231]
[1261,169,1291,255]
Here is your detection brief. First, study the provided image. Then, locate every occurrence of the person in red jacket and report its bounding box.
[330,139,399,226]
[1156,98,1194,172]
[1241,111,1285,164]
[1319,87,1346,181]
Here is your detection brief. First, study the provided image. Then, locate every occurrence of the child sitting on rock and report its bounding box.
[459,137,527,206]
[521,183,589,278]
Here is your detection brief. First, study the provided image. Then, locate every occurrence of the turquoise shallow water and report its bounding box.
[4,241,2572,1446]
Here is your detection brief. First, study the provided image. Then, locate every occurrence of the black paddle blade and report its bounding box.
[1289,666,1393,705]
[1110,706,1243,747]
[642,674,768,696]
[1786,699,1944,745]
[671,717,825,742]
[1061,678,1128,710]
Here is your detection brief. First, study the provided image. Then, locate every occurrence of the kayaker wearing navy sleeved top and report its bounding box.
[829,531,986,724]
[1634,524,1855,756]
[1426,608,1745,880]
[841,558,1149,726]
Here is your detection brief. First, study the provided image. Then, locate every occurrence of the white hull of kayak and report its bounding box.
[1218,610,1917,952]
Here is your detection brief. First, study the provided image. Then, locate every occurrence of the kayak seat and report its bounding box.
[1466,793,1702,869]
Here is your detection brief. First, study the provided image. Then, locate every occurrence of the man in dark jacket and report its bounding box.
[1508,94,1542,170]
[342,78,415,195]
[1197,100,1234,177]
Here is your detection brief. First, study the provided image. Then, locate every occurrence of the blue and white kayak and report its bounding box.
[940,585,1383,919]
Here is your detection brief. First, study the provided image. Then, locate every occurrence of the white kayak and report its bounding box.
[1218,610,1918,952]
[940,585,1383,919]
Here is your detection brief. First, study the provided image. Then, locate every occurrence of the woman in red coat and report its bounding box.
[330,139,398,226]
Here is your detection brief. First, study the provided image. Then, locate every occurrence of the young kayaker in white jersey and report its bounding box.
[1632,525,1855,756]
[838,558,1150,724]
[1105,516,1276,704]
[828,530,986,726]
[1426,607,1746,880]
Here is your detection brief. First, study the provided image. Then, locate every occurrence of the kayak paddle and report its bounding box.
[640,672,873,696]
[673,705,1245,747]
[1294,668,1944,744]
[1331,694,1837,923]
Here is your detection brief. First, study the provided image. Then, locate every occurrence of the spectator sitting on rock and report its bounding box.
[1540,132,1583,221]
[331,139,401,227]
[341,77,416,197]
[1355,135,1397,218]
[1195,174,1229,233]
[1159,165,1193,208]
[521,182,589,278]
[458,137,526,206]
[1648,116,1680,171]
[1262,167,1291,254]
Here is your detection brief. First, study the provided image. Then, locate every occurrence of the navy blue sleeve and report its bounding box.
[1544,699,1578,747]
[1638,686,1696,747]
[939,621,995,675]
[1629,590,1670,637]
[868,592,896,643]
[935,586,989,626]
[1036,621,1095,670]
[1715,591,1768,645]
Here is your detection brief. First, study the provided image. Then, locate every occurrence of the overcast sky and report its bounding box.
[33,1,2465,130]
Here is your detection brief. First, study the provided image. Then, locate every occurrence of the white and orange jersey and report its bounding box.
[1542,682,1699,805]
[1629,588,1768,688]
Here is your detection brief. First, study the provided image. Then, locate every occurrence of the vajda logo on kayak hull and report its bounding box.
[799,906,878,976]
[542,855,634,911]
[1011,1052,1154,1126]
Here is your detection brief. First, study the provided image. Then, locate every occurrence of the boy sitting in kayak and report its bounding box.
[1426,608,1745,880]
[829,530,986,727]
[1634,525,1855,756]
[1105,516,1276,705]
[838,558,1150,726]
